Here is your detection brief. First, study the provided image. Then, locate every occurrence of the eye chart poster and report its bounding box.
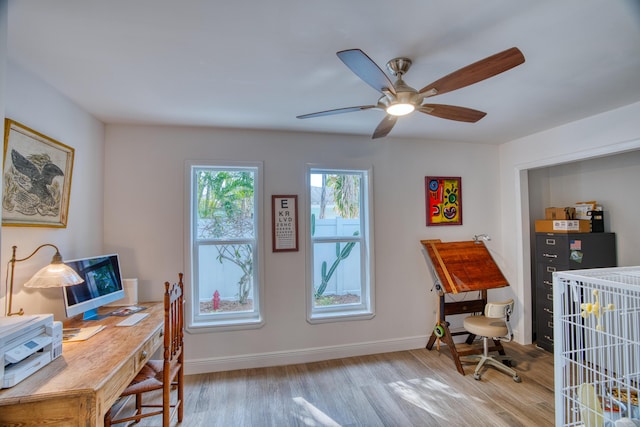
[272,195,298,252]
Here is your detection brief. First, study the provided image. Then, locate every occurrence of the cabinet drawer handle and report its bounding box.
[546,266,557,273]
[140,350,148,362]
[548,321,554,328]
[543,280,552,286]
[544,335,554,343]
[543,253,558,259]
[546,294,553,301]
[544,308,553,314]
[545,239,556,245]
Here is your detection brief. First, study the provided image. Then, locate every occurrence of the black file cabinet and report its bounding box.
[535,232,616,352]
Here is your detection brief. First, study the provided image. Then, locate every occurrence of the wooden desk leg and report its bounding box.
[425,294,466,375]
[426,291,446,351]
[441,322,466,375]
[425,322,466,375]
[426,330,437,350]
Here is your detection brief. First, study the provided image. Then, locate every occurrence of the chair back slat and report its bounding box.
[164,273,184,364]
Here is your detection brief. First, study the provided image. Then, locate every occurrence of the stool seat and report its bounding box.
[463,316,508,338]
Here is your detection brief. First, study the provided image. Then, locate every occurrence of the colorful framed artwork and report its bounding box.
[425,176,462,226]
[2,119,75,227]
[272,195,299,252]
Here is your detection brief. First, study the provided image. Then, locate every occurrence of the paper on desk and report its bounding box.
[63,325,105,342]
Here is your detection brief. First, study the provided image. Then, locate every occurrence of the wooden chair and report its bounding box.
[105,273,185,426]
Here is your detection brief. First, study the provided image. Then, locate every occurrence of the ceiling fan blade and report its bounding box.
[419,47,525,96]
[337,49,396,95]
[419,104,487,122]
[296,105,377,119]
[372,115,397,139]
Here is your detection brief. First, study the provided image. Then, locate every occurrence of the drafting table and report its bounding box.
[421,239,510,375]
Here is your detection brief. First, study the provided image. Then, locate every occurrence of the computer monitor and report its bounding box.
[62,254,125,320]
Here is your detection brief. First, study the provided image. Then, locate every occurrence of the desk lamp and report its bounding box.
[5,244,84,316]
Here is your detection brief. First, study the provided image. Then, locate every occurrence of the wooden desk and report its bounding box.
[421,240,509,375]
[0,302,163,426]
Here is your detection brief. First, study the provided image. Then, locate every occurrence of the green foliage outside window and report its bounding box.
[197,170,254,305]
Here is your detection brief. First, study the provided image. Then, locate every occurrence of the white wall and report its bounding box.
[104,125,506,373]
[1,62,105,319]
[499,101,640,344]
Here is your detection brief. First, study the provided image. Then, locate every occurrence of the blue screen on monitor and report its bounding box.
[62,254,125,319]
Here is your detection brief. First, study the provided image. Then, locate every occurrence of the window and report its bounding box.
[307,167,374,322]
[187,161,263,331]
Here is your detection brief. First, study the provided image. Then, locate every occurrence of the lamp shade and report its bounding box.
[23,263,84,288]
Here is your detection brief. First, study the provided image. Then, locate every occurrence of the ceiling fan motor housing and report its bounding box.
[378,76,424,114]
[386,57,412,77]
[380,57,425,114]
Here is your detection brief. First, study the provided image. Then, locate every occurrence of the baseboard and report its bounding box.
[184,335,429,375]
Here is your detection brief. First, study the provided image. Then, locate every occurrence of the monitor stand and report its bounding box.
[81,308,111,321]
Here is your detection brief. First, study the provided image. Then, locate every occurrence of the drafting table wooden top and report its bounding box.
[421,239,509,294]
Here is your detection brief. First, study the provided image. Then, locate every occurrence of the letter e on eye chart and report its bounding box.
[272,195,299,252]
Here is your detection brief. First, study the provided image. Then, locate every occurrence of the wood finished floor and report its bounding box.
[115,341,555,427]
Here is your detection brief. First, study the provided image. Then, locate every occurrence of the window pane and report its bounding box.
[196,169,255,240]
[312,241,362,308]
[310,173,361,237]
[308,166,372,321]
[197,244,255,315]
[190,162,262,329]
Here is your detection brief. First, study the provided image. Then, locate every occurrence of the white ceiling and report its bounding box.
[6,1,640,144]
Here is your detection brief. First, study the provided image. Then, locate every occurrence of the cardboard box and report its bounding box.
[535,219,591,233]
[545,207,576,220]
[574,201,598,219]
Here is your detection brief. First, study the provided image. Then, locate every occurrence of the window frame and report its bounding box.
[185,160,264,333]
[306,165,375,323]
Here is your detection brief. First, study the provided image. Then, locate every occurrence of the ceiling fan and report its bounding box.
[297,47,525,139]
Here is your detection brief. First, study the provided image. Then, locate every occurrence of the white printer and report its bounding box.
[0,314,63,389]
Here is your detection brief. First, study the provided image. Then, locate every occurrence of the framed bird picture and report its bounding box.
[2,119,75,227]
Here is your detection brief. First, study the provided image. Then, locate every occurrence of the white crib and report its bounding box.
[554,266,640,427]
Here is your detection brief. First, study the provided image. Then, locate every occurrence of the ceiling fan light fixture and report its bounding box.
[386,102,415,116]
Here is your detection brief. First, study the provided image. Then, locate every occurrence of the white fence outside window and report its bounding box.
[198,217,361,303]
